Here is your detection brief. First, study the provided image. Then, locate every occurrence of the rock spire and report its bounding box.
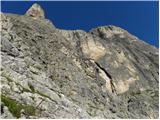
[25,3,45,19]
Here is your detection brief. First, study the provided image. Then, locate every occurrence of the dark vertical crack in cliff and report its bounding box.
[94,62,117,94]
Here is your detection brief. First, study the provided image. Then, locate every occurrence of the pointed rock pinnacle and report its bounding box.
[25,3,45,19]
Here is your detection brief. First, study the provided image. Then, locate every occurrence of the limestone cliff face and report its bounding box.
[1,4,159,119]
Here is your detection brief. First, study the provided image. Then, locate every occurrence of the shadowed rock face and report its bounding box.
[1,4,159,119]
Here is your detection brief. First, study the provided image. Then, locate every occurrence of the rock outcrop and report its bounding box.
[25,3,45,19]
[1,4,159,119]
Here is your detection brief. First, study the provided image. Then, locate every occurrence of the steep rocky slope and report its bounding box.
[1,4,159,119]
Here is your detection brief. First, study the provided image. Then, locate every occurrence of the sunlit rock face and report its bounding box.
[25,3,45,19]
[1,4,159,119]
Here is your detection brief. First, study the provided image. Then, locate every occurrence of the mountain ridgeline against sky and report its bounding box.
[2,1,158,48]
[1,3,159,119]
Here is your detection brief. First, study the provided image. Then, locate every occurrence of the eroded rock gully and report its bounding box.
[1,4,159,119]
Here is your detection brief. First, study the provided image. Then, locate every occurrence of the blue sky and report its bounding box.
[1,1,159,48]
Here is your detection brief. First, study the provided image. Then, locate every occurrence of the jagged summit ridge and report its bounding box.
[25,3,45,19]
[25,3,135,40]
[90,25,138,40]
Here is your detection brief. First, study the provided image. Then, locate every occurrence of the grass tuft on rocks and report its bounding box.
[1,95,36,118]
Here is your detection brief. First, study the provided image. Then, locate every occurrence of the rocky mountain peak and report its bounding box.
[25,3,45,19]
[90,25,132,39]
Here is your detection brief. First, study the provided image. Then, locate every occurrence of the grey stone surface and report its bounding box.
[25,3,45,19]
[0,4,159,119]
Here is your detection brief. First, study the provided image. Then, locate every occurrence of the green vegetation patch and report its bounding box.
[1,95,36,118]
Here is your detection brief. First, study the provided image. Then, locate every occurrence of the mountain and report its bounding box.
[1,3,159,119]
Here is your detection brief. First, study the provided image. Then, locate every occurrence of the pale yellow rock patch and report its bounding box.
[72,58,82,70]
[81,39,106,61]
[115,76,139,94]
